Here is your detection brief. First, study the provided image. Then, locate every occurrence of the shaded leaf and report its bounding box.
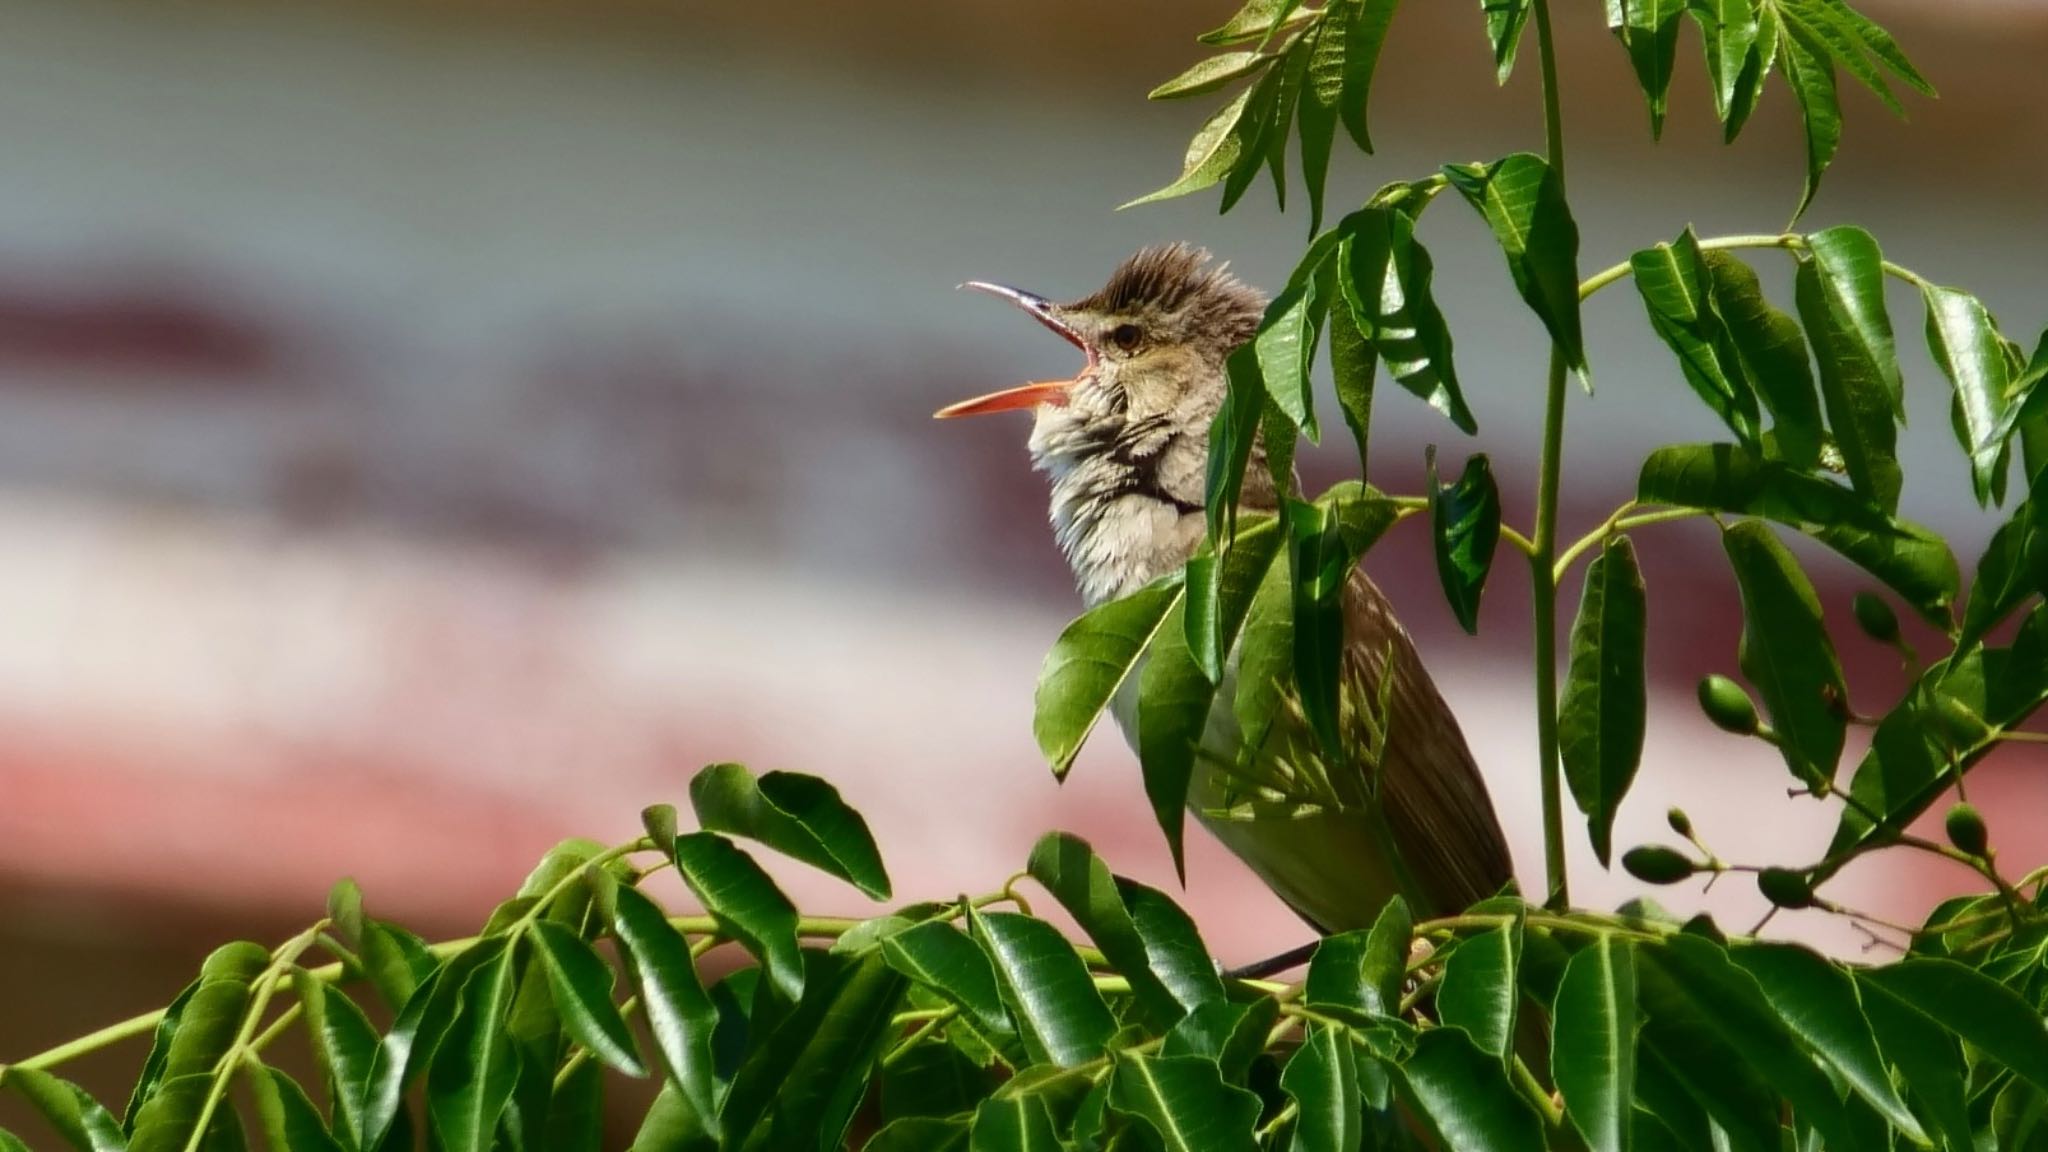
[1559,534,1648,865]
[1861,959,2048,1096]
[249,1065,344,1152]
[1923,284,2013,506]
[1728,943,1922,1141]
[1481,0,1532,83]
[1396,1027,1546,1151]
[1438,915,1524,1064]
[881,920,1013,1037]
[292,975,378,1149]
[1722,520,1846,789]
[721,951,906,1150]
[1338,208,1476,434]
[1777,14,1841,221]
[1035,578,1183,778]
[1797,258,1901,513]
[1957,468,2048,653]
[968,1095,1064,1152]
[610,883,721,1136]
[1702,252,1823,469]
[865,1117,971,1152]
[529,919,647,1077]
[1108,1052,1262,1152]
[1428,449,1501,634]
[1280,1026,1360,1152]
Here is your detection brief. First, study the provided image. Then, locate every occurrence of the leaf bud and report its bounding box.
[1945,802,1989,857]
[1697,675,1759,735]
[1665,807,1693,838]
[1622,846,1697,886]
[1851,591,1900,644]
[1757,867,1815,910]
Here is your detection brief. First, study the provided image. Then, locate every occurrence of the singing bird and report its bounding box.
[937,244,1515,931]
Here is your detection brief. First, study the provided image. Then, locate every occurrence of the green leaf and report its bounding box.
[1637,442,1957,624]
[1297,22,1339,237]
[1201,0,1308,45]
[1727,943,1923,1141]
[1162,996,1281,1086]
[968,1095,1064,1152]
[1428,450,1501,635]
[866,1117,971,1152]
[3,1069,127,1152]
[1327,273,1377,479]
[1631,230,1762,448]
[1777,14,1842,221]
[1281,1026,1360,1152]
[425,942,520,1152]
[610,883,721,1135]
[1923,284,2013,506]
[879,919,1012,1037]
[1150,51,1275,100]
[360,921,438,1012]
[543,1056,605,1152]
[721,951,906,1150]
[1861,959,2048,1096]
[121,979,197,1133]
[1138,595,1219,881]
[1397,1027,1547,1151]
[1480,0,1532,83]
[1338,208,1477,434]
[1444,153,1586,379]
[880,1041,993,1123]
[1552,934,1638,1152]
[1806,227,1904,413]
[671,830,805,1002]
[0,1130,29,1152]
[127,1073,242,1152]
[1722,6,1780,143]
[970,909,1117,1068]
[1559,534,1648,866]
[1117,880,1228,1018]
[1641,935,1854,1148]
[1257,243,1336,441]
[1437,915,1524,1063]
[1958,470,2048,653]
[689,763,892,900]
[1797,264,1901,514]
[1125,88,1258,208]
[1283,496,1353,755]
[292,975,378,1149]
[1220,67,1289,214]
[1035,578,1183,779]
[1722,520,1846,790]
[642,804,679,855]
[1701,252,1824,470]
[1108,1052,1262,1152]
[1606,0,1686,137]
[1186,515,1286,682]
[529,919,647,1077]
[249,1065,344,1152]
[162,976,254,1084]
[628,1081,716,1152]
[1688,0,1759,123]
[1855,968,1972,1152]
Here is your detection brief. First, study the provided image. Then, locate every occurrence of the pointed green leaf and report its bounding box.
[1855,968,1972,1152]
[672,830,805,1002]
[1480,0,1532,83]
[127,1073,241,1152]
[1327,277,1377,481]
[1201,0,1309,45]
[1437,915,1524,1062]
[1285,496,1354,754]
[1444,153,1586,377]
[1297,20,1340,236]
[1806,227,1903,413]
[1035,577,1184,778]
[1631,230,1762,447]
[1125,88,1257,208]
[1139,596,1217,881]
[1777,16,1841,221]
[3,1069,127,1152]
[969,909,1117,1068]
[628,1081,716,1152]
[1336,0,1401,152]
[866,1117,971,1152]
[1958,471,2048,652]
[1397,1027,1546,1151]
[1028,833,1215,1031]
[1861,959,2048,1096]
[1797,255,1901,513]
[1338,208,1476,434]
[249,1065,344,1152]
[610,883,721,1135]
[1637,442,1956,624]
[292,975,378,1149]
[1559,534,1648,866]
[1150,51,1275,100]
[1688,0,1759,122]
[1606,0,1686,137]
[360,921,438,1013]
[1722,520,1846,790]
[121,979,197,1134]
[1118,879,1227,1017]
[1727,943,1923,1141]
[541,1056,604,1152]
[1186,515,1286,681]
[1281,1026,1360,1152]
[1108,1052,1262,1152]
[881,920,1012,1036]
[425,942,519,1152]
[529,919,647,1077]
[689,763,891,900]
[1428,450,1500,635]
[1162,996,1281,1086]
[968,1095,1063,1152]
[1701,252,1823,469]
[1257,246,1334,441]
[1552,935,1638,1152]
[721,951,906,1150]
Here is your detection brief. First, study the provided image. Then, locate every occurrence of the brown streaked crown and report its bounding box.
[1070,243,1265,355]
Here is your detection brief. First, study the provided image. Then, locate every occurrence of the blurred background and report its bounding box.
[2,0,2045,1127]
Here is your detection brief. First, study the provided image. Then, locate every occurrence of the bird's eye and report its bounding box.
[1110,323,1143,351]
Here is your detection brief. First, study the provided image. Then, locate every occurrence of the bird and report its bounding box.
[935,243,1515,932]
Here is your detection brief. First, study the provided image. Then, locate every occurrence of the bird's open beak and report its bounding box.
[934,281,1096,419]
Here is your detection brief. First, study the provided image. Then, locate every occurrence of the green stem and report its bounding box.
[1579,232,1928,303]
[1527,0,1572,913]
[1553,506,1707,582]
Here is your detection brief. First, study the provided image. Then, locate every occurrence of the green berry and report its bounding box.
[1666,807,1693,838]
[1945,802,1989,857]
[1851,591,1901,644]
[1697,675,1759,735]
[1622,846,1698,885]
[1757,867,1815,910]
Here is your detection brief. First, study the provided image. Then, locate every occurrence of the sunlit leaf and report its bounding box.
[880,920,1012,1037]
[1728,943,1922,1141]
[1125,89,1258,208]
[1034,577,1184,779]
[3,1069,127,1152]
[1630,229,1762,448]
[1606,0,1686,137]
[1860,959,2048,1096]
[529,920,646,1077]
[690,763,891,900]
[1437,914,1524,1062]
[1280,1026,1360,1152]
[425,942,520,1152]
[610,883,721,1137]
[1337,208,1477,434]
[1688,0,1759,123]
[1553,934,1637,1152]
[1923,285,2011,505]
[1428,449,1501,635]
[1149,51,1275,101]
[1108,1052,1262,1152]
[1480,0,1533,83]
[1444,153,1586,378]
[1776,15,1841,221]
[672,831,805,1002]
[969,909,1117,1068]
